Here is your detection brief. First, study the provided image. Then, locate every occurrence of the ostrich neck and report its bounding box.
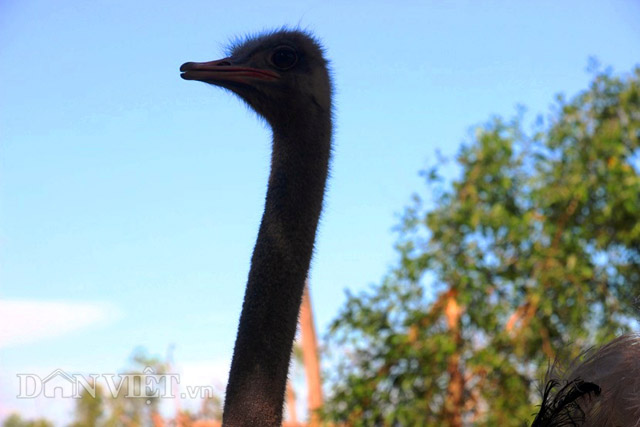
[223,111,332,426]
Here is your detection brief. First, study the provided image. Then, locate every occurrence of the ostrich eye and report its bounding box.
[270,46,298,70]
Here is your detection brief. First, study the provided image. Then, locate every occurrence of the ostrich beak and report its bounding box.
[180,58,280,84]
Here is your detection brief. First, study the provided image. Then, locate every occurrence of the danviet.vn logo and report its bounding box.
[16,368,214,401]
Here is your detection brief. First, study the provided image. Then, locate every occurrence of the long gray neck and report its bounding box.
[223,110,332,426]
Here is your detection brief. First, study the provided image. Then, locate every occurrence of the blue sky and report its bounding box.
[1,0,639,423]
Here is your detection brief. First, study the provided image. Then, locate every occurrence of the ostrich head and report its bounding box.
[180,30,332,129]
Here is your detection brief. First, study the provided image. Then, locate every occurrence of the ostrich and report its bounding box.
[180,29,638,426]
[180,30,331,426]
[531,333,640,427]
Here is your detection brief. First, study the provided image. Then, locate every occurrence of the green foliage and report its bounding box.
[323,66,640,426]
[66,348,170,427]
[63,347,224,426]
[70,384,105,427]
[101,348,168,427]
[2,414,53,427]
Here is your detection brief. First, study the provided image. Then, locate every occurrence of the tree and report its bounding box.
[103,348,169,427]
[70,382,105,427]
[323,65,640,426]
[67,348,172,427]
[300,282,324,426]
[2,414,53,427]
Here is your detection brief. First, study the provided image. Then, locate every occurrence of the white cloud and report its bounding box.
[0,299,120,348]
[168,358,229,414]
[178,358,230,390]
